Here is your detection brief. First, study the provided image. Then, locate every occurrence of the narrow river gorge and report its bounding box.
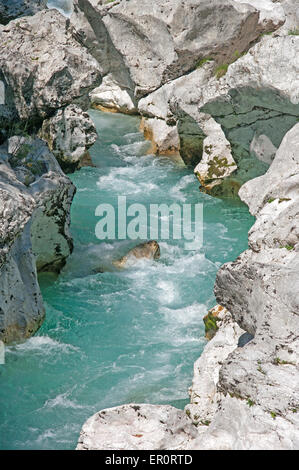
[0,110,255,450]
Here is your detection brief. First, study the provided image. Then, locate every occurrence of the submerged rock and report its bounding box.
[0,137,75,343]
[113,241,161,269]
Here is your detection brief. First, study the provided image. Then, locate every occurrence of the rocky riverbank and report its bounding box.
[76,123,299,450]
[0,0,298,450]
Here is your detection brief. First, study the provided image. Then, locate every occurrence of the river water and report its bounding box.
[0,110,254,449]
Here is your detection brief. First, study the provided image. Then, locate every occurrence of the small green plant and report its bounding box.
[185,409,191,418]
[200,420,211,426]
[267,198,275,203]
[273,357,295,365]
[288,29,299,36]
[270,411,277,419]
[257,365,266,375]
[279,245,294,251]
[247,399,255,407]
[233,50,246,59]
[285,245,294,251]
[196,57,214,68]
[215,64,228,79]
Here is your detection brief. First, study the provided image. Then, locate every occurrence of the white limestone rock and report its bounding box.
[276,0,299,34]
[140,117,180,156]
[187,395,299,450]
[185,307,244,425]
[76,404,198,450]
[101,0,284,97]
[90,74,137,114]
[206,124,299,449]
[239,123,299,251]
[139,35,298,192]
[0,137,75,343]
[40,104,97,172]
[0,9,101,125]
[233,0,285,28]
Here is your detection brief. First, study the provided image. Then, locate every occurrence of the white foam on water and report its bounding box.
[97,169,159,194]
[7,336,79,355]
[170,174,197,202]
[43,392,88,410]
[160,302,207,325]
[156,280,179,305]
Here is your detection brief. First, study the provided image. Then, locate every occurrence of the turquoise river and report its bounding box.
[0,110,254,449]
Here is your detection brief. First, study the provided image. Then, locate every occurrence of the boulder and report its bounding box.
[39,104,98,172]
[112,240,161,269]
[0,9,101,136]
[140,118,180,156]
[90,74,137,114]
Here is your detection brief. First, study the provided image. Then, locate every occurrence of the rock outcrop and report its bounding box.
[0,9,101,129]
[71,0,284,102]
[0,137,75,343]
[0,8,101,168]
[101,0,284,97]
[138,33,298,194]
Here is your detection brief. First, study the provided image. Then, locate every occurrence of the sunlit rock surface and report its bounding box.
[0,9,101,129]
[72,0,284,100]
[76,404,198,450]
[139,34,298,193]
[90,74,137,115]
